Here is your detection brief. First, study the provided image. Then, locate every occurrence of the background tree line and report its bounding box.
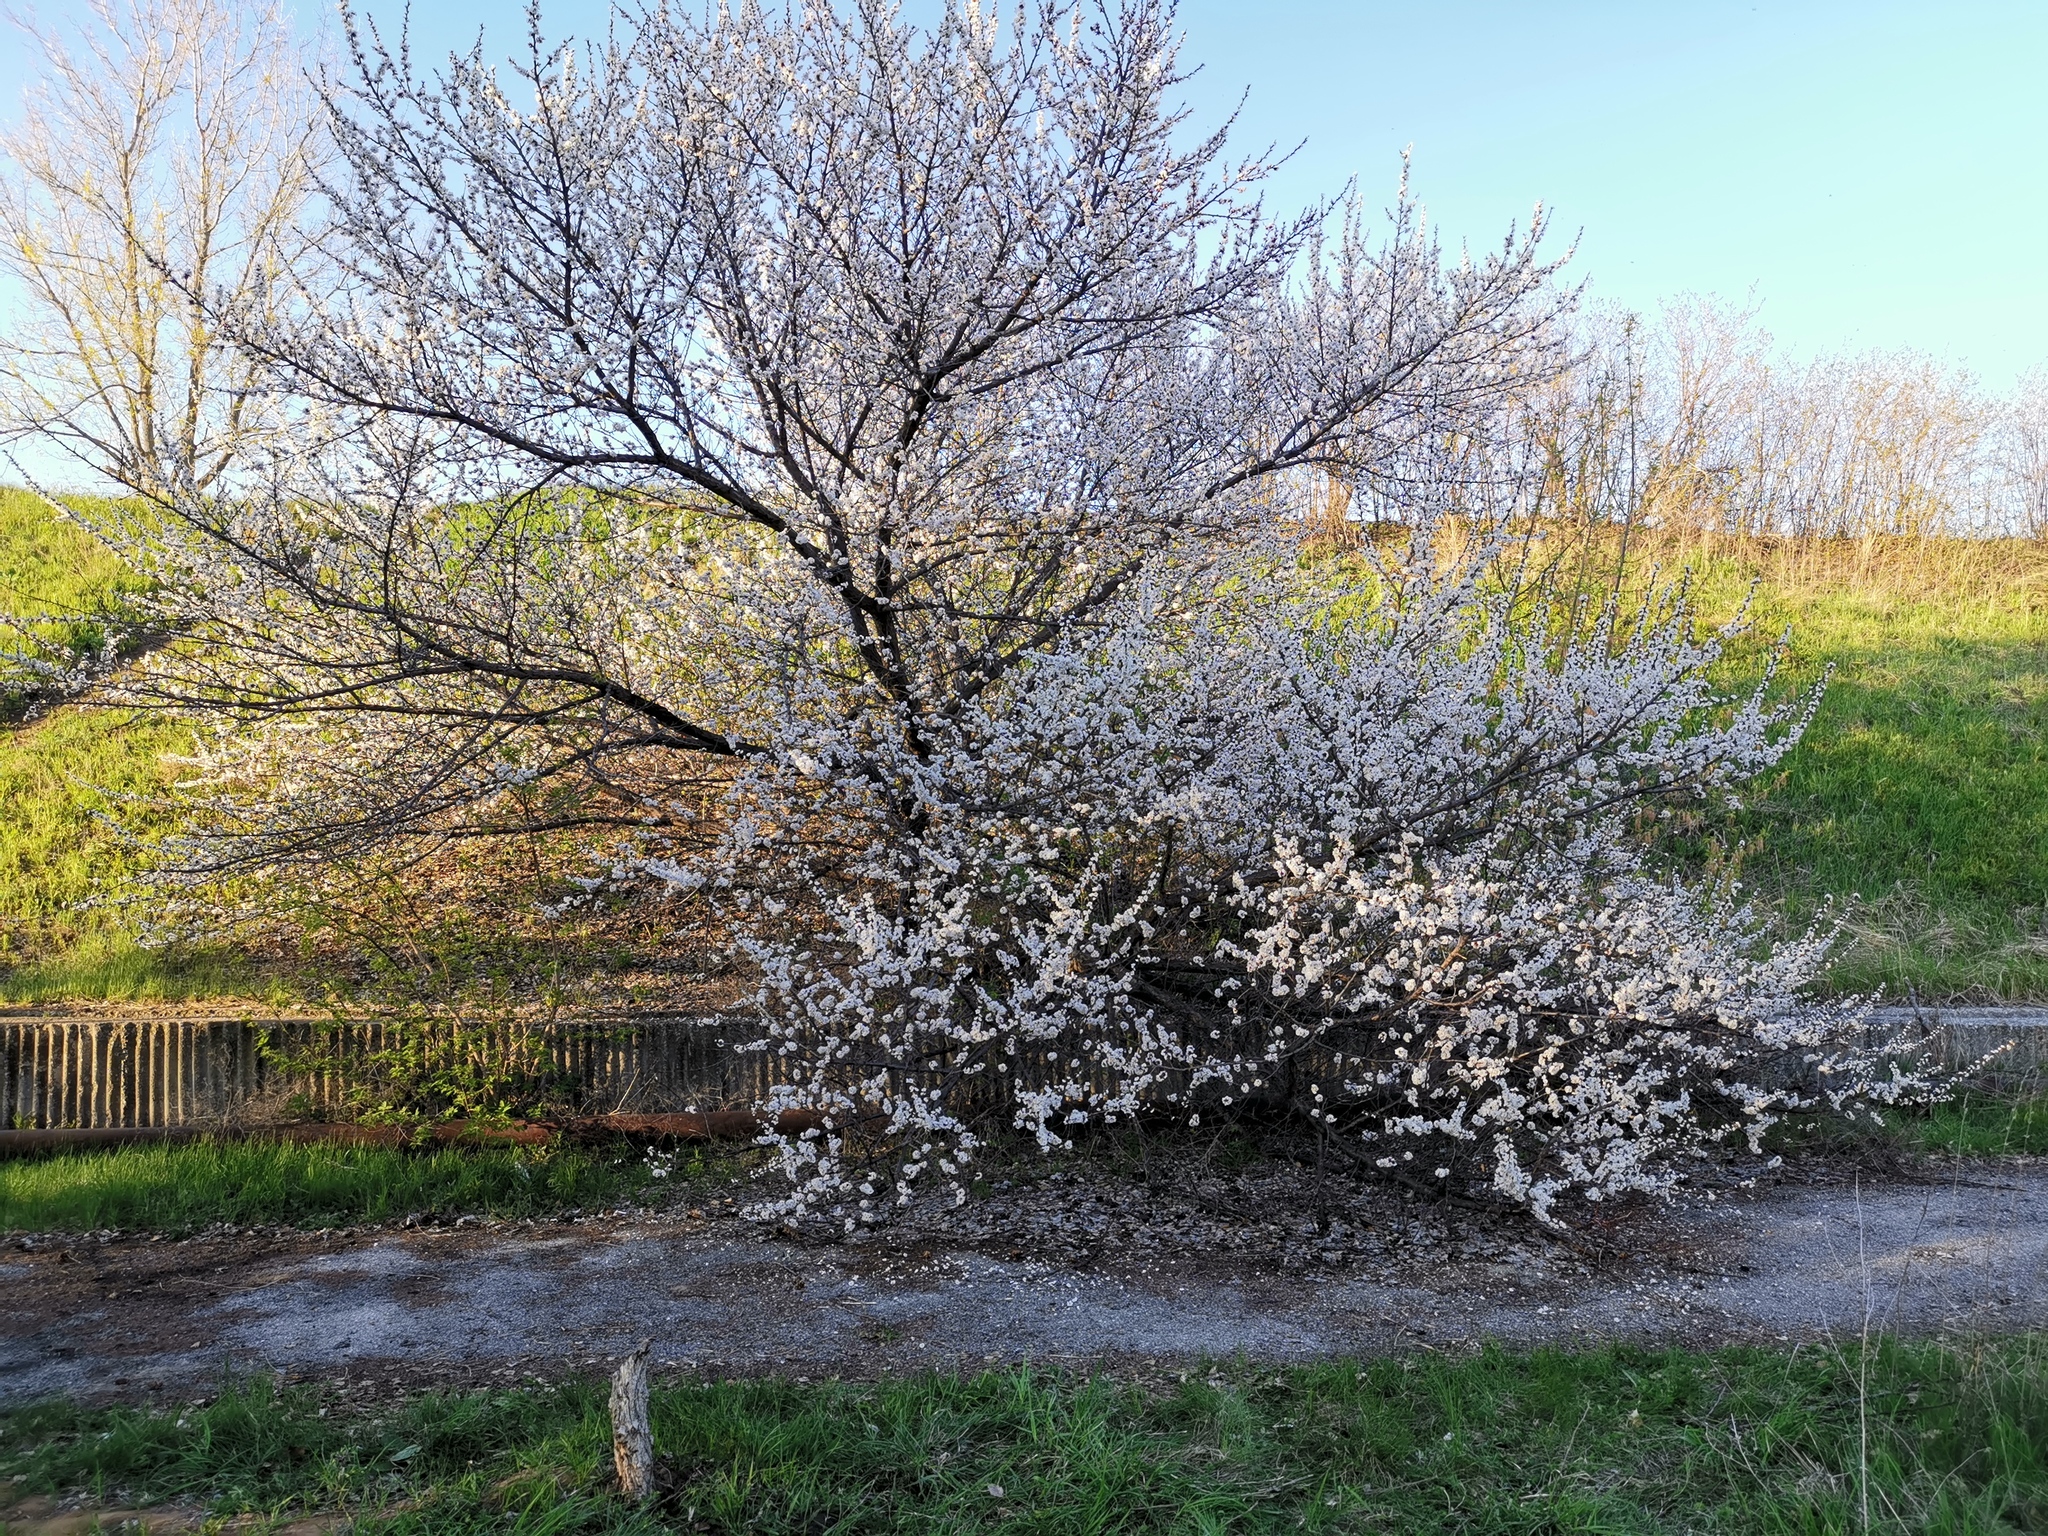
[1522,300,2048,543]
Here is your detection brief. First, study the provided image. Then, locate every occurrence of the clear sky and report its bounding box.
[1162,0,2048,388]
[1,0,2042,383]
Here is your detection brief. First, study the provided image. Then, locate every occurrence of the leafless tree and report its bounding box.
[0,0,325,494]
[1528,298,1999,541]
[1997,369,2048,538]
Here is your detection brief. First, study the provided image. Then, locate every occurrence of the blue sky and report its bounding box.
[3,0,2043,383]
[1162,1,2048,387]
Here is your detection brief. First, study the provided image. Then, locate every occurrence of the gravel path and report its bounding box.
[6,1161,2045,1406]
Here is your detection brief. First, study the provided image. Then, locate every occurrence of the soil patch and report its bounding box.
[5,1157,2044,1407]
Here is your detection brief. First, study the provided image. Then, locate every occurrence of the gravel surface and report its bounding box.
[5,1158,2045,1407]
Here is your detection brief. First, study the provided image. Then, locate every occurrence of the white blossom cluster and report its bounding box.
[725,508,1924,1227]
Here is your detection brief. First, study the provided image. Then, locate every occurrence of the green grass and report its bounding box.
[0,485,261,999]
[0,703,254,999]
[1787,1088,2048,1159]
[0,1089,2032,1243]
[0,1137,718,1233]
[1623,539,2048,1002]
[0,485,143,695]
[1740,595,2048,1000]
[1913,1090,2048,1157]
[5,1338,2045,1532]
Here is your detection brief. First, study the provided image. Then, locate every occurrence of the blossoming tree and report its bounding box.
[54,0,1925,1223]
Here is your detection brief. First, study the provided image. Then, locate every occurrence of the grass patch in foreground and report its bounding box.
[6,1337,2047,1533]
[0,1137,746,1233]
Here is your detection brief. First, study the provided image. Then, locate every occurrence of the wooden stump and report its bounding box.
[610,1339,654,1501]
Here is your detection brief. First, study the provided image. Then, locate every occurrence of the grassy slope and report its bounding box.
[1675,539,2048,1000]
[0,487,255,999]
[5,1340,2043,1532]
[0,704,250,999]
[6,491,2048,1000]
[0,484,139,667]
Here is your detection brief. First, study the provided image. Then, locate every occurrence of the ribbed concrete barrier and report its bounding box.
[1867,1007,2048,1075]
[0,1012,774,1131]
[2,1004,2041,1135]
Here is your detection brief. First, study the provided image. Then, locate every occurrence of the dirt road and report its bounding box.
[5,1163,2044,1406]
